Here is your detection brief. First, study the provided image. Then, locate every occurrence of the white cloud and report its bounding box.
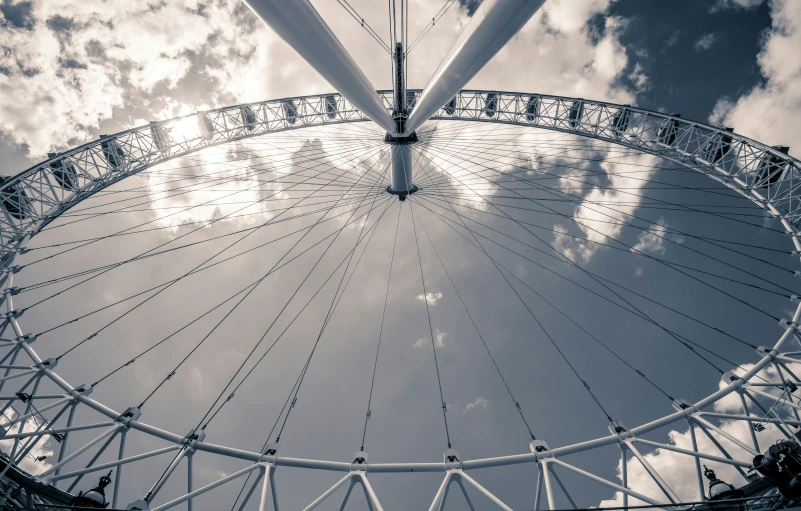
[0,408,54,475]
[709,0,801,157]
[413,329,447,348]
[713,0,766,11]
[693,33,718,51]
[551,153,661,264]
[416,290,443,305]
[463,396,488,413]
[632,219,668,256]
[634,266,643,277]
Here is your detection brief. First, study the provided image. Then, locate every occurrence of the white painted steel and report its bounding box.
[243,0,396,134]
[1,90,801,508]
[402,0,546,135]
[390,144,414,193]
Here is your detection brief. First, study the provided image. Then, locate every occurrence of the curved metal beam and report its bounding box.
[243,0,397,134]
[403,0,546,135]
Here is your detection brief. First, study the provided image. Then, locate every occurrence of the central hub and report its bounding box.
[385,41,418,201]
[385,132,418,200]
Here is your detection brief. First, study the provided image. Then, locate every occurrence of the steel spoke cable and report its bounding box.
[420,201,619,426]
[418,142,798,298]
[412,151,735,375]
[414,191,789,255]
[415,193,794,299]
[55,137,370,214]
[19,143,388,314]
[412,207,541,439]
[89,195,393,388]
[337,0,392,53]
[56,149,390,361]
[416,139,764,215]
[145,171,392,502]
[413,194,766,373]
[406,0,457,53]
[53,190,385,218]
[413,137,753,204]
[202,196,397,432]
[20,193,383,295]
[38,137,385,234]
[421,184,799,304]
[137,150,387,409]
[412,182,619,425]
[412,193,746,378]
[413,192,764,350]
[20,190,375,261]
[193,157,392,432]
[39,138,385,233]
[423,139,789,235]
[360,197,403,452]
[403,156,454,449]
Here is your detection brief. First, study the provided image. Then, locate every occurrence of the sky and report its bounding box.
[1,0,801,510]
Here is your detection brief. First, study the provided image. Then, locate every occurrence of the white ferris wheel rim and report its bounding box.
[1,89,800,506]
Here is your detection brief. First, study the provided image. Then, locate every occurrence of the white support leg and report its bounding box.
[619,445,628,510]
[38,424,122,479]
[337,479,356,511]
[428,471,455,511]
[242,0,396,134]
[459,471,514,511]
[691,420,749,480]
[541,462,556,510]
[112,429,126,509]
[53,401,77,488]
[302,473,353,511]
[549,468,577,509]
[151,463,265,511]
[258,465,276,511]
[625,441,679,503]
[455,478,477,511]
[738,392,760,452]
[549,459,665,506]
[534,466,543,511]
[688,420,706,502]
[693,416,759,456]
[187,450,194,511]
[66,428,121,493]
[403,0,547,135]
[145,447,189,504]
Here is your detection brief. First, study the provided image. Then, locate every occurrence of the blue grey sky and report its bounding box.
[1,1,801,510]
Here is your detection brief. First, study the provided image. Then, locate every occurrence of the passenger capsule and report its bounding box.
[444,96,457,116]
[149,122,170,153]
[241,105,257,132]
[657,114,681,146]
[198,113,215,141]
[525,96,539,122]
[612,106,631,134]
[325,95,337,119]
[48,152,79,190]
[568,100,584,129]
[755,145,790,187]
[100,136,125,169]
[283,100,298,125]
[700,127,733,164]
[0,176,32,220]
[483,93,498,118]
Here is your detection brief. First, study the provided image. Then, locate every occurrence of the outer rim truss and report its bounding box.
[1,90,800,509]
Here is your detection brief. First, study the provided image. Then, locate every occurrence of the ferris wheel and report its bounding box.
[1,0,801,510]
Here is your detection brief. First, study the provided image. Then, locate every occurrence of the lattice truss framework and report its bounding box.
[0,91,801,510]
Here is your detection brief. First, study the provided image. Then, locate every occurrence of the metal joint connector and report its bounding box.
[530,439,553,459]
